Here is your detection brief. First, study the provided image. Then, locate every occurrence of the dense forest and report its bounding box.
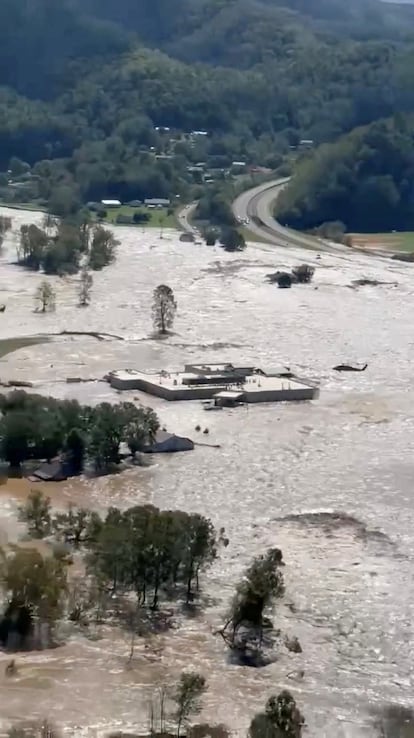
[1,0,414,218]
[276,114,414,232]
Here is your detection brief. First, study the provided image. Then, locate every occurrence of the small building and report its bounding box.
[127,200,142,207]
[213,390,244,408]
[101,199,121,207]
[144,198,170,207]
[29,459,69,482]
[141,430,194,454]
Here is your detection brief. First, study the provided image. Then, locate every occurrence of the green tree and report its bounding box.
[173,672,208,738]
[53,505,101,548]
[0,411,35,468]
[182,514,217,603]
[222,548,285,649]
[34,280,56,312]
[152,284,177,334]
[220,227,246,252]
[87,505,217,609]
[18,490,52,539]
[65,427,86,472]
[9,157,30,177]
[88,226,118,270]
[18,225,48,270]
[202,227,218,246]
[0,215,12,235]
[49,184,80,218]
[78,267,93,306]
[42,222,82,275]
[248,692,305,738]
[0,546,68,625]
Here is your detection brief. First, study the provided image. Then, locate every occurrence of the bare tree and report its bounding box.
[148,686,169,736]
[152,284,177,334]
[78,267,93,307]
[34,280,56,312]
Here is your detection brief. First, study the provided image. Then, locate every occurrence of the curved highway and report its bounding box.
[232,178,323,250]
[178,178,342,252]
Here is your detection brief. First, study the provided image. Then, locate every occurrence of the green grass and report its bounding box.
[351,231,414,253]
[385,232,414,251]
[241,226,269,244]
[103,205,177,228]
[0,200,46,212]
[0,336,48,360]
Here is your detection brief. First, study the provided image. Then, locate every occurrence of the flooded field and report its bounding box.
[0,206,414,737]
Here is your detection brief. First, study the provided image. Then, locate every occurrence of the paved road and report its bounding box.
[178,179,342,253]
[177,201,198,234]
[233,178,320,248]
[232,178,343,252]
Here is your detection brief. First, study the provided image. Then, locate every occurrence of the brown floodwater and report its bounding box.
[0,207,414,736]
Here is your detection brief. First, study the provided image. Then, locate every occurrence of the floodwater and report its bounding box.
[0,207,414,737]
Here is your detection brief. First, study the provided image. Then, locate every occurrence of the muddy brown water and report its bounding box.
[0,207,414,736]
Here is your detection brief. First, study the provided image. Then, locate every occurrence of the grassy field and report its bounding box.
[103,205,177,228]
[241,226,269,244]
[0,200,46,212]
[351,232,414,252]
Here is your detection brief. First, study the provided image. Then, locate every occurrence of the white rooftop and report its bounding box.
[110,369,311,393]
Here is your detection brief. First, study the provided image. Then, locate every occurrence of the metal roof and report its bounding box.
[214,390,244,399]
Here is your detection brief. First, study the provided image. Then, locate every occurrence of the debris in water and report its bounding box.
[333,363,368,372]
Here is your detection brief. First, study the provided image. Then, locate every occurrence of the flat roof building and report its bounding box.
[144,198,170,207]
[107,364,318,404]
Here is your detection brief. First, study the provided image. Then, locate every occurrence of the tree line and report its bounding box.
[3,479,307,737]
[18,494,217,609]
[5,687,305,738]
[276,113,414,233]
[1,0,414,215]
[17,214,118,275]
[0,391,159,472]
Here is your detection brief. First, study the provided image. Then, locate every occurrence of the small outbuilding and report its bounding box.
[29,459,69,482]
[101,199,121,207]
[213,390,244,408]
[141,430,194,454]
[144,198,170,207]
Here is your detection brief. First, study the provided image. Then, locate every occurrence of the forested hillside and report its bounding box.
[0,0,414,216]
[276,114,414,232]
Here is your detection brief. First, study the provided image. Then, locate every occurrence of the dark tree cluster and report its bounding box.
[87,505,217,608]
[248,691,305,738]
[0,545,69,649]
[0,391,159,472]
[221,548,285,653]
[276,114,414,233]
[18,492,218,611]
[267,264,315,289]
[17,217,118,276]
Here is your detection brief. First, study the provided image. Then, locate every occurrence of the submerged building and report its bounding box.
[108,363,318,403]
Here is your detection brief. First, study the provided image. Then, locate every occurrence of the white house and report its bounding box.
[101,199,121,207]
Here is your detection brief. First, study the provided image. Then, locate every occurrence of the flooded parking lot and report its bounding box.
[0,207,413,736]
